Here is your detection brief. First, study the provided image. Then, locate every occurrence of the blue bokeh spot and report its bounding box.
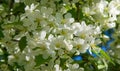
[103,28,114,38]
[72,55,83,61]
[101,45,107,51]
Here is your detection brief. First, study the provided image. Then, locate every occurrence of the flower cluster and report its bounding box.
[0,0,120,71]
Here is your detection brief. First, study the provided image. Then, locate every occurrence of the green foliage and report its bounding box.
[13,3,25,15]
[18,36,27,52]
[108,62,120,71]
[35,55,51,66]
[67,8,77,20]
[100,50,114,65]
[24,0,37,5]
[0,30,4,39]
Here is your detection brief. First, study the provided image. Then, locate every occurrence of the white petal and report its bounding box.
[40,31,46,40]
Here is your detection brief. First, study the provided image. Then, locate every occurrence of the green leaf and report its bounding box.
[19,36,27,52]
[67,8,77,19]
[60,58,67,69]
[0,30,4,39]
[13,3,25,15]
[100,50,115,65]
[35,55,50,66]
[100,50,110,60]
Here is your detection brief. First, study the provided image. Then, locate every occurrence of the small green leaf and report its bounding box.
[100,50,115,65]
[35,55,50,66]
[100,50,111,60]
[19,36,27,52]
